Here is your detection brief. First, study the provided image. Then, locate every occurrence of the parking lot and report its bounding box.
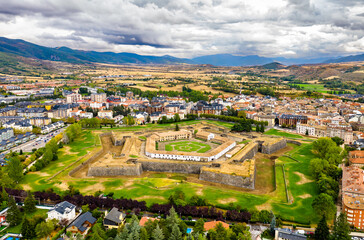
[4,127,66,154]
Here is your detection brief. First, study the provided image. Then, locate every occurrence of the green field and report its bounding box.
[165,141,211,153]
[20,127,319,224]
[296,83,330,93]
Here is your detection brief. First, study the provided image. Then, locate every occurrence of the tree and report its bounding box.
[317,175,339,200]
[312,193,336,219]
[270,213,276,234]
[89,223,107,240]
[193,218,205,234]
[82,204,90,213]
[305,129,309,136]
[331,213,350,240]
[312,137,343,165]
[315,215,330,240]
[123,115,135,126]
[7,157,23,183]
[35,221,55,239]
[169,224,182,240]
[147,115,151,123]
[174,114,181,122]
[23,191,36,213]
[231,223,251,240]
[331,136,344,146]
[260,123,265,133]
[152,224,164,240]
[7,197,22,226]
[21,218,35,239]
[175,124,180,131]
[256,124,260,132]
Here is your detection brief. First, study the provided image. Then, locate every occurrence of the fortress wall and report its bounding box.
[87,163,143,177]
[69,148,105,177]
[232,142,259,161]
[141,161,206,174]
[199,169,255,189]
[261,139,287,154]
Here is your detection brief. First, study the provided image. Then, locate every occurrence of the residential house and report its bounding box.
[67,212,96,234]
[204,221,229,231]
[139,216,159,227]
[274,229,307,240]
[103,207,126,229]
[47,201,76,221]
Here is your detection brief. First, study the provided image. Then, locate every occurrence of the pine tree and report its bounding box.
[331,213,351,240]
[7,197,22,226]
[152,224,164,240]
[21,218,35,239]
[175,124,180,131]
[166,207,179,228]
[169,224,182,240]
[315,215,330,240]
[23,191,36,213]
[256,124,260,132]
[260,124,265,133]
[270,213,276,234]
[140,228,148,240]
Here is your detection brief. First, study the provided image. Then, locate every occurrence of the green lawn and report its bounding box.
[264,129,303,139]
[165,141,211,153]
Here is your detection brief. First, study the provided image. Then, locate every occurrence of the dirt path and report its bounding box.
[295,172,313,185]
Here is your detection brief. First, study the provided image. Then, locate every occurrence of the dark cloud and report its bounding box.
[0,0,363,58]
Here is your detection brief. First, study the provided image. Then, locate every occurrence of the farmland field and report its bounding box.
[295,83,330,93]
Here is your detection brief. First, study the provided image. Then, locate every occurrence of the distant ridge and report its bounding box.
[0,36,363,66]
[0,37,193,65]
[324,53,364,64]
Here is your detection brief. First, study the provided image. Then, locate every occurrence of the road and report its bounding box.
[4,127,67,154]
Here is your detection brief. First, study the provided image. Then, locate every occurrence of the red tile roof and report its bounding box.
[204,221,229,231]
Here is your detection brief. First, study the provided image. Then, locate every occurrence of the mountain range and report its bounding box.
[0,36,364,66]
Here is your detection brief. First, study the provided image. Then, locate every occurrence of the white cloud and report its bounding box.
[0,0,363,58]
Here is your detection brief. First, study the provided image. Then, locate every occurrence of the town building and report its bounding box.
[91,93,107,103]
[342,166,364,229]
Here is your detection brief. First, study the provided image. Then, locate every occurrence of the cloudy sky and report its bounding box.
[0,0,364,59]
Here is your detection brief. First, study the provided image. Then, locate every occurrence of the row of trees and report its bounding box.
[310,137,344,220]
[108,207,251,240]
[200,114,268,127]
[32,137,60,171]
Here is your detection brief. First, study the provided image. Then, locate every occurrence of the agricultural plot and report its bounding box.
[295,83,330,93]
[164,141,211,153]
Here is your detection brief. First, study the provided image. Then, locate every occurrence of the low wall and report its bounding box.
[69,148,105,177]
[87,163,142,176]
[199,169,255,189]
[261,139,287,154]
[287,140,302,146]
[141,161,206,174]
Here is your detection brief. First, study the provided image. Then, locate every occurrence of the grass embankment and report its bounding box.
[295,84,330,93]
[264,129,303,139]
